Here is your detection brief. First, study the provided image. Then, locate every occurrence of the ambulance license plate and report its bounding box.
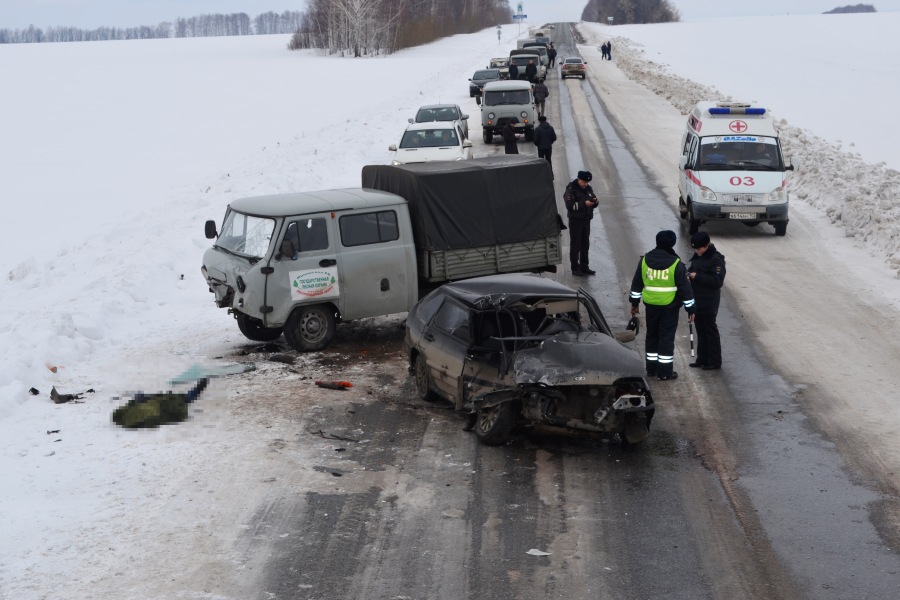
[729,213,755,220]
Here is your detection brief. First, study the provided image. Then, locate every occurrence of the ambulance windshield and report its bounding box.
[698,137,781,170]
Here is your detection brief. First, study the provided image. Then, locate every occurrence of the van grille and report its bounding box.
[722,193,765,204]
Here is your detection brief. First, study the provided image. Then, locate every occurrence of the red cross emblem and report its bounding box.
[729,120,748,133]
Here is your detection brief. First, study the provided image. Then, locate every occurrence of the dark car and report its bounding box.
[405,274,654,446]
[469,68,502,98]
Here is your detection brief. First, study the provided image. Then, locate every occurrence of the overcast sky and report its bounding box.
[2,0,899,30]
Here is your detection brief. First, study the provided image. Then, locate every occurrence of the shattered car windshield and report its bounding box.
[215,210,275,259]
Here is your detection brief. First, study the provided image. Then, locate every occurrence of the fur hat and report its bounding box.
[691,232,711,248]
[656,230,677,249]
[577,170,592,182]
[538,115,547,122]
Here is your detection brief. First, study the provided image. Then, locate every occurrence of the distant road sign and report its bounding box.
[513,14,527,19]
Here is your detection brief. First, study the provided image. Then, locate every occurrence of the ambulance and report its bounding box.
[678,102,795,236]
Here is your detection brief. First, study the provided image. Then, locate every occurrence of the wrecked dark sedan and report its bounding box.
[405,274,653,446]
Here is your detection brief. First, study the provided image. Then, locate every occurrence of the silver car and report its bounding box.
[410,104,469,140]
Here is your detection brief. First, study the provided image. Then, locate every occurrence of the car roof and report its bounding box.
[406,120,458,131]
[417,104,459,111]
[482,80,533,92]
[439,274,579,306]
[228,188,402,217]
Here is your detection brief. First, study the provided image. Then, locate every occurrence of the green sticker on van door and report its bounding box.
[289,267,339,300]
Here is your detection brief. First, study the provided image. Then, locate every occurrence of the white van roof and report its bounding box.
[483,80,533,92]
[688,101,778,137]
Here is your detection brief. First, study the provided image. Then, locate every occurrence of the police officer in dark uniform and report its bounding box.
[687,231,726,370]
[563,170,598,276]
[629,230,695,380]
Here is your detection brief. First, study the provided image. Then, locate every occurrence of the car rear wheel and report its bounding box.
[283,304,335,352]
[414,354,438,402]
[475,402,514,446]
[235,312,283,342]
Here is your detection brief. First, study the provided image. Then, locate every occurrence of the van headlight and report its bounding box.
[767,186,788,204]
[488,112,496,120]
[698,186,718,203]
[391,159,403,166]
[520,111,528,118]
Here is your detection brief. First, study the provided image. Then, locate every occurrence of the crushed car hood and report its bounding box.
[513,332,645,386]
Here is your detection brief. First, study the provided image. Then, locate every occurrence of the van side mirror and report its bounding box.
[678,156,688,170]
[205,220,217,239]
[461,113,469,120]
[407,118,414,124]
[785,155,796,171]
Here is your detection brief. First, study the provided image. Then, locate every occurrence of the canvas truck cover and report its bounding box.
[361,156,559,252]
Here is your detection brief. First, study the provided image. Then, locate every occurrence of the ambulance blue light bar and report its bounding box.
[709,107,766,115]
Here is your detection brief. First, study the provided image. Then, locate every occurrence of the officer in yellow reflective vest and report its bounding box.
[629,230,695,381]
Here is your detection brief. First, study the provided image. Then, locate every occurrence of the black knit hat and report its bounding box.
[577,170,592,182]
[691,232,710,248]
[656,230,676,249]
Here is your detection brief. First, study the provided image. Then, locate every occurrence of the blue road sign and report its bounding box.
[513,14,527,19]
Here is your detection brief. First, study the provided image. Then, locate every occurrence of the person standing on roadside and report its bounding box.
[563,171,598,276]
[629,230,695,381]
[548,43,558,68]
[501,120,519,154]
[687,231,726,370]
[508,61,519,81]
[607,40,613,61]
[525,59,538,83]
[533,115,557,177]
[600,42,608,60]
[532,77,549,117]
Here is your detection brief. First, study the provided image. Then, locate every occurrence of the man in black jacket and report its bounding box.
[547,44,557,67]
[563,170,598,276]
[501,120,519,154]
[687,231,726,370]
[533,115,556,176]
[532,78,549,117]
[629,230,695,380]
[525,59,538,83]
[508,62,520,81]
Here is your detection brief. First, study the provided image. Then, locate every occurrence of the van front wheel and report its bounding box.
[236,312,283,342]
[774,222,787,236]
[284,305,336,352]
[483,130,493,144]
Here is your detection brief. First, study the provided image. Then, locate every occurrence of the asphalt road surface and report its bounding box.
[213,23,900,600]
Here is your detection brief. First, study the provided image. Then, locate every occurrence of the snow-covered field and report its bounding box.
[2,13,900,598]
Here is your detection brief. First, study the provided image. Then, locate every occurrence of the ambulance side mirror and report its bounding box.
[784,155,796,171]
[678,156,688,170]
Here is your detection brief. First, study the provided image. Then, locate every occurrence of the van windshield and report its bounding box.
[483,90,531,106]
[698,137,782,171]
[216,210,275,259]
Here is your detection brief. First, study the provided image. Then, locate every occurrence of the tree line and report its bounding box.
[581,0,680,24]
[288,0,514,56]
[0,11,304,44]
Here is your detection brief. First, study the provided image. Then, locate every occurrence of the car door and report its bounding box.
[336,208,416,319]
[455,105,469,139]
[422,299,471,403]
[265,214,338,328]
